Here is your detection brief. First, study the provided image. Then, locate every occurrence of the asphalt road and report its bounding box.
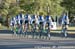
[0,34,75,49]
[0,30,75,49]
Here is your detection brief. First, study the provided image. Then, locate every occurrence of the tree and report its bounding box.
[60,0,75,22]
[19,0,36,14]
[0,0,66,27]
[37,0,64,16]
[0,0,21,27]
[0,0,9,27]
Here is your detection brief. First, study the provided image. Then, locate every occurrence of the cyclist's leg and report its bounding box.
[14,25,16,35]
[18,25,20,34]
[39,22,42,38]
[64,24,68,37]
[43,22,46,32]
[24,24,26,32]
[32,22,35,38]
[24,20,28,37]
[24,24,27,36]
[48,22,51,38]
[20,24,23,34]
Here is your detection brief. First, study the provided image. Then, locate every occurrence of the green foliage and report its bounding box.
[60,0,75,22]
[60,0,75,14]
[0,0,64,17]
[1,0,75,27]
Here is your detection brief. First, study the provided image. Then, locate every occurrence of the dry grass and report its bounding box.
[51,26,75,34]
[0,23,8,30]
[68,27,75,30]
[56,26,75,30]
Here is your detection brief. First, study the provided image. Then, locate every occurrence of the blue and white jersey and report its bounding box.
[14,16,19,25]
[18,13,24,20]
[45,16,49,21]
[30,15,40,24]
[18,19,23,25]
[24,14,29,21]
[31,15,36,21]
[10,17,14,26]
[45,15,52,25]
[24,14,31,24]
[15,15,19,20]
[19,14,22,20]
[31,15,35,20]
[38,15,45,25]
[18,14,24,25]
[38,15,44,22]
[22,14,25,20]
[33,15,39,25]
[62,14,69,25]
[15,15,20,25]
[28,14,31,24]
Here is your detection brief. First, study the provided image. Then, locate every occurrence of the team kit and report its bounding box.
[10,13,69,37]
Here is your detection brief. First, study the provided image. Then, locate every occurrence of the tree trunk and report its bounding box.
[6,14,9,28]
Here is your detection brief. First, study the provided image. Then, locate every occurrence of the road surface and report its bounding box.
[0,34,75,49]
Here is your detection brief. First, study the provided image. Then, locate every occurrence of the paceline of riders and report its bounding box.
[10,13,69,30]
